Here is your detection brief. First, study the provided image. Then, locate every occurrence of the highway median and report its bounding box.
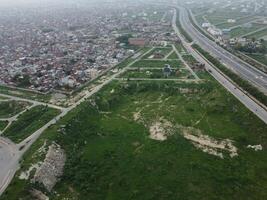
[192,43,267,107]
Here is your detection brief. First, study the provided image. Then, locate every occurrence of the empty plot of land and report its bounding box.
[130,59,184,68]
[143,47,173,59]
[246,28,267,39]
[216,16,258,29]
[3,105,60,143]
[230,24,266,38]
[0,100,30,118]
[118,68,194,79]
[0,85,51,102]
[245,53,267,66]
[0,121,8,131]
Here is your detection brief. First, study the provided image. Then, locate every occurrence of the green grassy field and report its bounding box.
[0,120,8,131]
[229,24,266,38]
[118,68,193,79]
[3,105,60,143]
[0,101,30,118]
[182,55,198,65]
[2,70,267,200]
[167,51,179,59]
[246,53,267,66]
[216,16,258,29]
[0,85,51,103]
[130,59,184,68]
[246,28,267,39]
[205,10,247,26]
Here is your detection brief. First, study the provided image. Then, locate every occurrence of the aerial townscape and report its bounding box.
[0,0,266,199]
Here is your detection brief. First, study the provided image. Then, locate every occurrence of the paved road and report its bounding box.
[179,7,267,94]
[0,138,19,195]
[172,8,267,124]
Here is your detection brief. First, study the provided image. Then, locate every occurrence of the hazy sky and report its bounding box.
[0,0,77,6]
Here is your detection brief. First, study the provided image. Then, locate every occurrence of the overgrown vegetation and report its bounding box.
[2,78,267,200]
[119,68,192,79]
[0,85,51,103]
[130,59,183,68]
[3,105,60,143]
[0,120,8,131]
[0,101,30,118]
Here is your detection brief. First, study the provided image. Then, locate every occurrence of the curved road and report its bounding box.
[179,7,267,94]
[171,8,267,124]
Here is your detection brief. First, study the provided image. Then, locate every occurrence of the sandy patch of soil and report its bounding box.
[19,162,42,180]
[149,118,173,141]
[133,111,142,121]
[247,144,262,151]
[180,126,238,158]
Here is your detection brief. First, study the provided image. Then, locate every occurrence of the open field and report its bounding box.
[216,16,258,29]
[0,101,30,118]
[0,121,8,131]
[118,68,193,79]
[3,105,60,143]
[246,28,267,39]
[229,23,266,38]
[144,47,173,59]
[204,9,249,25]
[167,51,179,59]
[245,53,267,66]
[2,68,267,199]
[182,55,198,65]
[175,43,187,54]
[0,85,51,103]
[130,59,184,68]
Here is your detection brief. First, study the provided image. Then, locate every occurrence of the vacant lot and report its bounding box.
[144,47,173,59]
[2,70,267,200]
[167,51,179,59]
[246,28,267,39]
[217,16,259,29]
[246,53,267,66]
[229,24,266,38]
[130,59,184,68]
[119,68,193,79]
[0,121,8,131]
[3,105,60,143]
[0,85,51,103]
[0,101,30,118]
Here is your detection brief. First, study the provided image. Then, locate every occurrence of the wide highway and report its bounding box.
[179,7,267,95]
[171,8,267,124]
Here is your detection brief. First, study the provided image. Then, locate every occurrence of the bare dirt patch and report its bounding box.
[180,126,238,158]
[19,162,42,180]
[33,143,66,191]
[149,118,173,141]
[133,110,142,121]
[247,144,263,151]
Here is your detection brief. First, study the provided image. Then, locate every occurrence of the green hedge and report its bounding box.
[192,44,267,106]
